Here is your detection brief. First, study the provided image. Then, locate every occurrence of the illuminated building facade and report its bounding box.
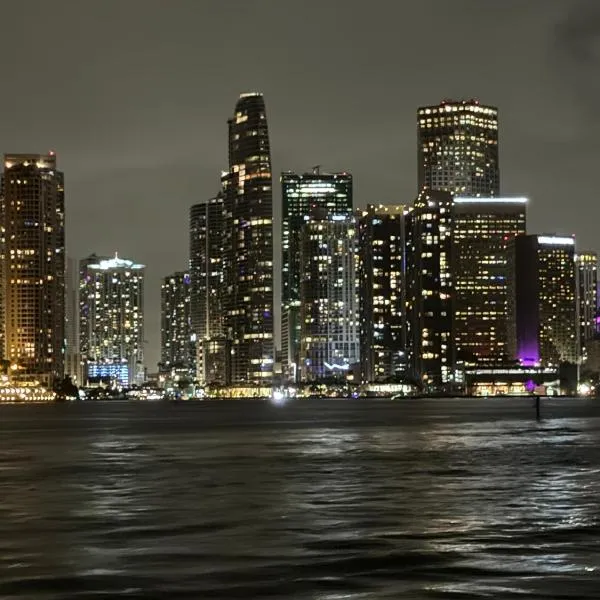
[508,235,578,367]
[189,194,226,383]
[222,92,273,384]
[405,189,453,391]
[79,254,145,385]
[1,153,65,386]
[358,204,406,382]
[160,271,193,378]
[281,168,352,378]
[299,211,359,382]
[452,198,527,366]
[418,100,499,196]
[575,252,598,363]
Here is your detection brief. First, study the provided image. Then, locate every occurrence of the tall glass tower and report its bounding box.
[281,169,352,378]
[222,93,273,384]
[417,100,499,197]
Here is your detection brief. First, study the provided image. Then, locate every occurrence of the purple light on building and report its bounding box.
[525,379,536,393]
[517,342,540,367]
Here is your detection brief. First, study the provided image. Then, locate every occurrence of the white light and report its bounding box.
[90,257,145,270]
[538,236,574,246]
[324,362,350,371]
[453,197,528,204]
[331,215,347,221]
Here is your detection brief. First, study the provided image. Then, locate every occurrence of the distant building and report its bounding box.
[221,93,273,384]
[0,153,65,386]
[417,99,499,196]
[508,235,577,367]
[281,169,353,378]
[189,194,225,383]
[452,197,527,367]
[299,210,359,382]
[65,257,80,383]
[575,252,598,364]
[160,271,193,379]
[79,254,145,386]
[358,204,406,382]
[405,189,454,391]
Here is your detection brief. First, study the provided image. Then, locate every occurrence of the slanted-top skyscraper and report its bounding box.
[222,93,273,384]
[418,100,499,197]
[1,153,65,386]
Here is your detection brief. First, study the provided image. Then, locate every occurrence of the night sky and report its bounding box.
[0,0,598,369]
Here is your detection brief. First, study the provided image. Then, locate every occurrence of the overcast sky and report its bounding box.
[0,0,598,368]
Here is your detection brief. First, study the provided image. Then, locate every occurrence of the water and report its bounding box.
[1,398,600,599]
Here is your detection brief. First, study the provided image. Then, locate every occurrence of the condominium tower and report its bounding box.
[0,153,65,386]
[221,93,274,384]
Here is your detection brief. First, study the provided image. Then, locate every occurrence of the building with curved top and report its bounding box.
[221,93,274,384]
[79,253,145,386]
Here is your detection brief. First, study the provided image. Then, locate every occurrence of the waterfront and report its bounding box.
[1,398,599,598]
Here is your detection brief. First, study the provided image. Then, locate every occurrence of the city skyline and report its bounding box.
[0,0,598,368]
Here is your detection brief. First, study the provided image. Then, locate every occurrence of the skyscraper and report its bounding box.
[405,189,454,391]
[189,194,224,340]
[189,194,226,383]
[575,252,598,363]
[65,256,80,383]
[0,153,65,386]
[160,271,193,378]
[358,204,406,382]
[79,254,145,386]
[452,197,527,366]
[299,210,359,382]
[281,169,352,376]
[508,235,577,367]
[418,100,499,196]
[222,93,273,384]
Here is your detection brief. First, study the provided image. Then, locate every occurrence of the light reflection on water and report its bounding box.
[0,398,599,599]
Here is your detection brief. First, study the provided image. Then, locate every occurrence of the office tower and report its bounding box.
[160,271,193,378]
[575,252,598,363]
[358,204,406,382]
[79,254,145,386]
[452,197,527,366]
[417,100,499,196]
[299,210,359,381]
[281,168,353,378]
[222,92,273,384]
[0,153,65,386]
[405,189,454,391]
[508,235,577,367]
[65,257,80,382]
[189,194,227,383]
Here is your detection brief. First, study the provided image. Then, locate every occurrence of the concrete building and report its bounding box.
[0,153,65,386]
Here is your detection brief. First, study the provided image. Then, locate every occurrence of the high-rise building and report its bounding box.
[160,271,193,378]
[405,189,454,391]
[79,254,145,386]
[452,197,527,366]
[189,194,226,383]
[222,93,273,384]
[299,210,359,381]
[0,153,65,386]
[575,252,598,363]
[417,100,499,197]
[189,194,224,340]
[358,204,406,382]
[65,256,80,383]
[281,168,352,377]
[508,235,577,367]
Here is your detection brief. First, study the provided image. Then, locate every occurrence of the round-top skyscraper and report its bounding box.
[221,93,274,384]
